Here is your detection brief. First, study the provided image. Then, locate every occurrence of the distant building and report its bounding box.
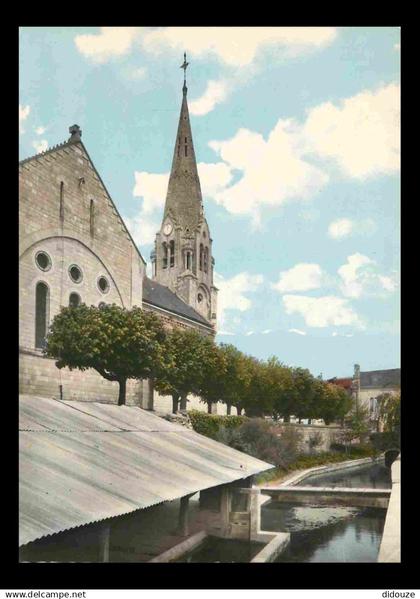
[352,364,400,430]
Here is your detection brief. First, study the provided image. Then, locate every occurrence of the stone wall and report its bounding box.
[275,423,342,454]
[19,350,144,406]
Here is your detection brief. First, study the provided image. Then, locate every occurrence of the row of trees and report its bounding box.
[45,304,352,423]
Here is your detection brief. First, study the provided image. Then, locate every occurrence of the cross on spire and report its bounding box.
[180,52,189,94]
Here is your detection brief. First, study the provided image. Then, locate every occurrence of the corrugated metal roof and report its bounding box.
[19,395,273,546]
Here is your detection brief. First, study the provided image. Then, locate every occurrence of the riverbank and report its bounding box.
[255,448,379,487]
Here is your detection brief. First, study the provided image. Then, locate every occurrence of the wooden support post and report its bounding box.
[220,485,232,537]
[178,494,194,537]
[98,522,110,562]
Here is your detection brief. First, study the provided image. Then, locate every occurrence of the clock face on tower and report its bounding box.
[163,222,173,236]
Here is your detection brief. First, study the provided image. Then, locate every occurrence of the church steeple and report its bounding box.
[162,54,203,233]
[152,55,217,329]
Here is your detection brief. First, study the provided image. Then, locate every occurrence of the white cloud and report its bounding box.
[214,271,263,331]
[328,218,354,239]
[283,294,363,328]
[35,125,46,135]
[133,171,168,214]
[197,162,234,196]
[262,329,272,334]
[217,330,236,336]
[303,83,400,179]
[328,217,377,239]
[209,122,329,222]
[32,139,48,153]
[124,211,160,248]
[127,66,147,80]
[288,328,307,336]
[74,27,140,64]
[245,331,254,336]
[189,80,229,116]
[19,104,30,134]
[141,27,337,67]
[338,253,397,298]
[272,263,324,293]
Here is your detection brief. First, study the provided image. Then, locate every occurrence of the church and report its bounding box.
[19,58,225,415]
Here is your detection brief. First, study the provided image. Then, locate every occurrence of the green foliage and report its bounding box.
[153,328,219,408]
[378,392,401,434]
[45,304,166,404]
[189,410,247,439]
[216,418,302,468]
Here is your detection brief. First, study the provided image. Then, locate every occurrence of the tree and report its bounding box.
[315,382,353,425]
[378,391,401,435]
[45,304,166,405]
[214,344,247,415]
[340,404,371,452]
[153,328,216,413]
[260,357,293,421]
[197,341,228,413]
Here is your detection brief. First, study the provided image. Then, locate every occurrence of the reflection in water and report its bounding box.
[260,463,389,562]
[175,538,263,563]
[262,502,386,562]
[298,461,391,489]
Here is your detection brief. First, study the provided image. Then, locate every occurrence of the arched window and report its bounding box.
[169,240,175,267]
[90,199,95,238]
[35,282,49,349]
[186,251,192,270]
[199,244,204,271]
[59,182,64,221]
[162,243,168,269]
[204,247,209,273]
[69,292,81,308]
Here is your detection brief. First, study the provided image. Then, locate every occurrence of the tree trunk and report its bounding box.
[207,401,212,414]
[179,394,187,412]
[118,378,127,406]
[226,403,231,416]
[284,414,290,423]
[237,404,243,416]
[172,394,179,414]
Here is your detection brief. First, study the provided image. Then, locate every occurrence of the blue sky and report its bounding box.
[19,27,400,378]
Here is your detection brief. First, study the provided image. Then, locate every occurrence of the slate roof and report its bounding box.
[360,369,401,389]
[19,395,272,546]
[142,277,211,328]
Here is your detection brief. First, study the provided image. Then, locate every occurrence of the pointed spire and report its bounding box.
[162,55,203,232]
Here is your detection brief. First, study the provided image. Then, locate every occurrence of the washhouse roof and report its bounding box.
[19,395,273,546]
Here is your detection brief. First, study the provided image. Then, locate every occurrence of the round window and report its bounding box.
[68,265,83,283]
[98,276,110,294]
[35,251,52,272]
[98,302,107,309]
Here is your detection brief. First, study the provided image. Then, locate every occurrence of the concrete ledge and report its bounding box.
[148,530,207,563]
[378,455,400,562]
[260,485,390,509]
[251,532,290,563]
[278,456,382,488]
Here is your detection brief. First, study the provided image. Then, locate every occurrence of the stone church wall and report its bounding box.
[19,350,144,406]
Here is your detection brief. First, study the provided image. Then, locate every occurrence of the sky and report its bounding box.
[19,27,400,379]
